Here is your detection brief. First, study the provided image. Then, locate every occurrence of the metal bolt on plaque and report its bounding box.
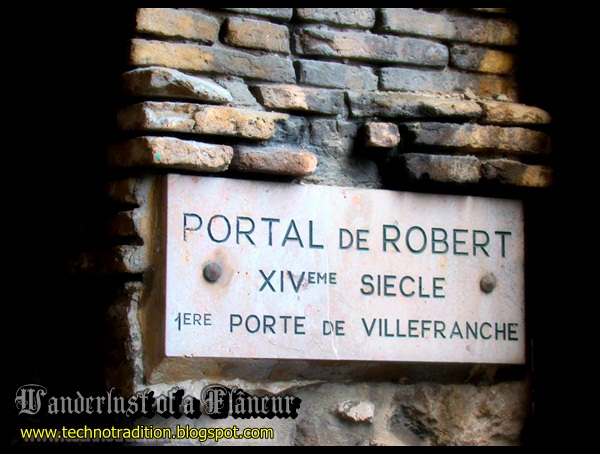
[480,274,497,294]
[203,262,222,283]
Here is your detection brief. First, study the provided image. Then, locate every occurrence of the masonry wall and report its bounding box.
[16,7,559,447]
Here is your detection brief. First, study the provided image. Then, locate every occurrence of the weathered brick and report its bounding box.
[110,246,149,275]
[380,67,518,101]
[349,91,483,120]
[255,85,345,115]
[107,137,233,172]
[451,45,516,75]
[298,60,377,91]
[269,116,309,145]
[381,8,518,46]
[224,17,290,54]
[400,153,482,184]
[453,16,518,46]
[213,76,264,110]
[136,8,219,44]
[129,39,295,83]
[381,9,454,41]
[295,28,448,68]
[105,178,152,207]
[478,101,552,126]
[121,67,233,103]
[482,159,553,188]
[231,146,318,177]
[296,8,376,29]
[403,122,552,154]
[301,154,381,189]
[365,123,401,148]
[117,102,289,140]
[310,119,359,157]
[220,8,294,21]
[72,246,148,275]
[105,211,143,240]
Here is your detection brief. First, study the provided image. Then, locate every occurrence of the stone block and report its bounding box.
[121,67,232,103]
[224,17,290,53]
[403,122,552,154]
[296,8,376,29]
[231,146,318,177]
[107,137,233,172]
[478,101,552,126]
[381,8,518,46]
[136,8,219,43]
[400,153,482,184]
[295,28,448,67]
[117,102,289,140]
[349,91,483,119]
[482,159,554,187]
[255,85,345,115]
[298,60,378,91]
[451,45,516,74]
[129,39,295,83]
[365,123,401,148]
[380,67,518,101]
[220,8,294,21]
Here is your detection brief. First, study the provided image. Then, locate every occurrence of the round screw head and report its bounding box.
[203,262,222,283]
[480,274,497,294]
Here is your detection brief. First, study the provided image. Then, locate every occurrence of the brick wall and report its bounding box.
[75,8,555,446]
[108,7,552,192]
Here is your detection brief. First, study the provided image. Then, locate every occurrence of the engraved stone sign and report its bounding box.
[164,175,526,365]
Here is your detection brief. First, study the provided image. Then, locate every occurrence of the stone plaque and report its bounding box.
[164,175,525,365]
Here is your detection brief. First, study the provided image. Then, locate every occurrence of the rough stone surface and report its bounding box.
[482,159,554,188]
[380,8,518,46]
[365,123,401,148]
[104,210,144,240]
[349,91,483,119]
[391,382,528,446]
[403,122,552,154]
[129,39,296,83]
[136,8,220,43]
[104,282,145,397]
[117,101,289,140]
[112,246,149,275]
[213,76,264,110]
[302,119,381,188]
[121,67,233,103]
[400,153,482,184]
[224,17,290,54]
[269,115,309,145]
[451,45,516,74]
[336,401,375,424]
[105,178,153,207]
[309,119,358,158]
[72,246,148,275]
[231,146,318,177]
[295,28,448,67]
[220,8,294,21]
[255,84,345,115]
[380,67,519,101]
[296,8,376,29]
[478,101,552,126]
[295,415,365,446]
[107,137,233,172]
[380,8,455,40]
[298,60,378,91]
